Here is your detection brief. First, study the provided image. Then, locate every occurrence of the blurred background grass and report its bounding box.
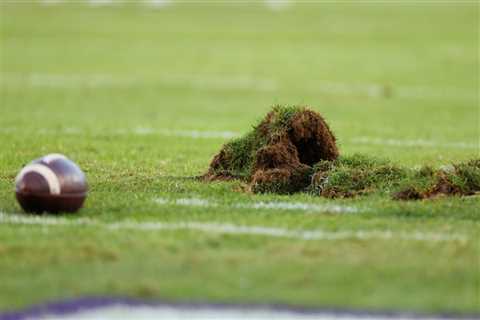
[1,1,478,168]
[0,1,479,313]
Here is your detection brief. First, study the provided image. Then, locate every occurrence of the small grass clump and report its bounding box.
[310,156,480,200]
[311,155,407,198]
[394,159,480,200]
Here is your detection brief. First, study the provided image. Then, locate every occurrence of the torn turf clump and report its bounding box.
[205,105,338,193]
[204,105,479,200]
[310,155,407,198]
[393,159,480,200]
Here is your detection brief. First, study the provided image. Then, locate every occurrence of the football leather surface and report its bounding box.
[15,154,88,213]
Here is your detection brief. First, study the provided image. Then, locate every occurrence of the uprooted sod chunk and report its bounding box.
[204,105,339,193]
[204,105,479,200]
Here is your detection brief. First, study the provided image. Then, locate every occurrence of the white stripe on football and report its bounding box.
[15,163,61,195]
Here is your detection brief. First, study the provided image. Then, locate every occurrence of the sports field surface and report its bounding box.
[0,0,479,316]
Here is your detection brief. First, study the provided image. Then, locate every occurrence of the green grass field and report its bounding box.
[0,1,479,315]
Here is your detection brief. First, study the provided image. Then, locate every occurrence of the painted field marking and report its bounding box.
[0,72,276,92]
[0,213,469,243]
[109,221,469,243]
[308,81,477,101]
[132,127,239,139]
[1,72,475,101]
[0,213,94,226]
[264,0,292,11]
[154,197,361,214]
[87,0,114,6]
[157,73,277,92]
[0,126,476,149]
[146,0,171,8]
[38,0,64,5]
[351,137,478,150]
[38,0,172,6]
[235,200,360,213]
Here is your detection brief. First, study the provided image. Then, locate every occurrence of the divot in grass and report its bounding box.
[203,106,480,200]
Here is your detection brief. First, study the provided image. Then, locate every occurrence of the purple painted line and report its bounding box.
[0,296,477,320]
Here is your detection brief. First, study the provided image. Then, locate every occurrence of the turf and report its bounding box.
[0,1,479,315]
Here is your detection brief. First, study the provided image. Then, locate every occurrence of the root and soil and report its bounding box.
[204,105,338,194]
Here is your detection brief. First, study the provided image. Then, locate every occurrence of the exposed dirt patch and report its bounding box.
[288,110,339,165]
[204,106,338,193]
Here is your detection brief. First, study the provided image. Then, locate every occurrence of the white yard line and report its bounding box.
[38,0,64,5]
[0,213,469,243]
[0,73,134,88]
[351,137,478,150]
[0,126,476,149]
[157,74,277,92]
[87,0,115,6]
[0,127,239,139]
[0,72,276,92]
[309,81,476,102]
[109,221,468,243]
[38,0,172,8]
[145,0,171,8]
[264,0,292,11]
[154,197,361,214]
[132,127,239,139]
[235,201,359,213]
[174,197,213,207]
[0,213,95,226]
[1,72,475,101]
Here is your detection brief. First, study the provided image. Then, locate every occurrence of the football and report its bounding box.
[15,154,88,213]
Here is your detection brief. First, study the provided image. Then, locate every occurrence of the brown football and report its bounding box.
[15,154,88,213]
